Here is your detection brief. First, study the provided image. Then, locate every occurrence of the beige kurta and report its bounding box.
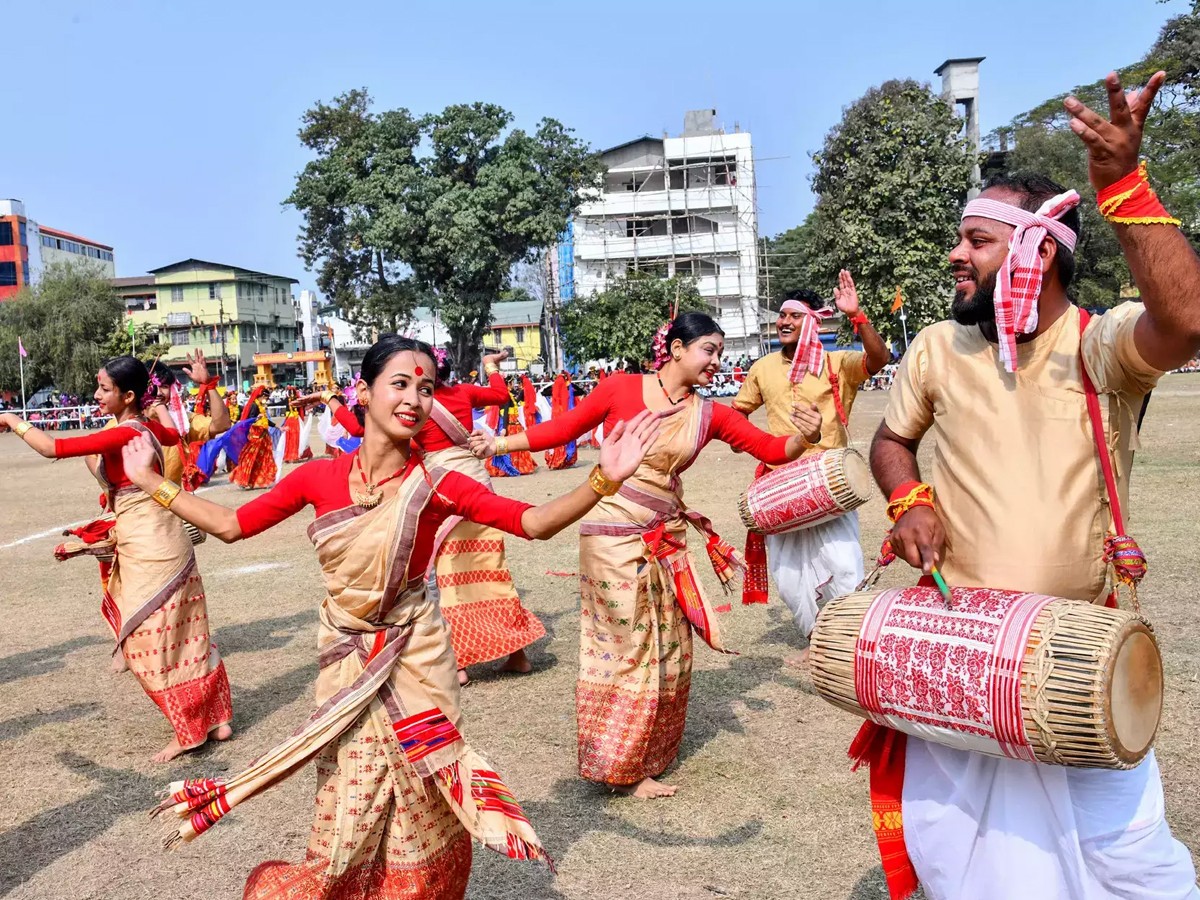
[884,302,1159,601]
[734,349,868,452]
[878,302,1200,899]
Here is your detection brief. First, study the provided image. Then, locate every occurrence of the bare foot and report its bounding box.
[110,654,128,675]
[611,777,678,799]
[784,648,810,671]
[152,738,189,764]
[210,723,233,741]
[499,649,533,675]
[457,669,470,687]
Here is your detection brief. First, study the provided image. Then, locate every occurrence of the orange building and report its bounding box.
[0,199,116,301]
[0,200,32,300]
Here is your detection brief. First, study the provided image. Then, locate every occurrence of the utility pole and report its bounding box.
[219,295,228,386]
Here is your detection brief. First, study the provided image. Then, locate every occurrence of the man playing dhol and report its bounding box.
[867,70,1200,899]
[734,273,889,665]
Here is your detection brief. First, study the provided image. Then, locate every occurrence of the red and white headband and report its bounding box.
[960,190,1080,372]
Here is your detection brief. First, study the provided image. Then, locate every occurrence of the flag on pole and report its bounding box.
[18,337,27,358]
[127,314,135,336]
[891,287,904,314]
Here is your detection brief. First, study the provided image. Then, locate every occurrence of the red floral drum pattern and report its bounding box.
[739,449,864,535]
[854,586,1054,760]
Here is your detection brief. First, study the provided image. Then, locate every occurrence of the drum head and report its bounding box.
[1107,622,1162,764]
[840,449,873,503]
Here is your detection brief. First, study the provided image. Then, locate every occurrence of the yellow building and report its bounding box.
[115,258,300,385]
[485,299,545,374]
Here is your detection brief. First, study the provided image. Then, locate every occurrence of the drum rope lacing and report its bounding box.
[1026,602,1068,766]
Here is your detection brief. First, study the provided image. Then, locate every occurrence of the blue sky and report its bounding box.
[1,0,1180,297]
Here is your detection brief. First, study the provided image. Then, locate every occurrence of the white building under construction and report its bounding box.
[563,110,769,358]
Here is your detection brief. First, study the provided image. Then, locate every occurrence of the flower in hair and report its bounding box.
[651,322,672,371]
[142,374,163,408]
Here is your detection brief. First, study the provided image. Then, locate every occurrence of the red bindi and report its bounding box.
[414,366,424,376]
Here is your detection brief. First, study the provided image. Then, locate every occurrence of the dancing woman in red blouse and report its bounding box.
[0,356,233,763]
[469,313,823,800]
[303,348,545,686]
[121,335,660,899]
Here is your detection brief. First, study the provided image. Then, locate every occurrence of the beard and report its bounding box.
[950,268,999,326]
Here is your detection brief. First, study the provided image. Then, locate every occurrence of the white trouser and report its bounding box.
[903,740,1199,899]
[766,510,864,637]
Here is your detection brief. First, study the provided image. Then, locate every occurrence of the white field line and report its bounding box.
[0,485,218,551]
[210,561,287,577]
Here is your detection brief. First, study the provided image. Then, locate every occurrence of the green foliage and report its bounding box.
[560,275,708,367]
[760,214,823,310]
[0,264,124,396]
[1002,130,1129,309]
[993,3,1200,306]
[804,80,976,341]
[287,92,601,368]
[101,321,172,364]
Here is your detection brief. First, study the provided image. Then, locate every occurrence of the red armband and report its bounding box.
[886,481,934,524]
[849,311,870,335]
[1096,161,1181,227]
[195,378,219,416]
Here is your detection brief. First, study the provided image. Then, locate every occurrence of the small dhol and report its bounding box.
[810,586,1163,770]
[738,448,872,536]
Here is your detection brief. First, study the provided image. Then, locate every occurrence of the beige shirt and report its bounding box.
[734,349,869,452]
[885,302,1161,602]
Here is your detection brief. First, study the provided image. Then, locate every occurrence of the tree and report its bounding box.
[0,264,124,396]
[992,3,1200,306]
[287,90,423,334]
[101,320,172,365]
[759,214,824,309]
[805,79,976,340]
[287,93,601,368]
[559,275,708,368]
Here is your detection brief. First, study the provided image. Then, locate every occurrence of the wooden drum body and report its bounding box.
[810,586,1162,769]
[738,448,872,536]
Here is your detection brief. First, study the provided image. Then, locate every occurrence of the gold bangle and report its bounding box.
[13,420,33,438]
[588,465,622,497]
[320,390,335,404]
[494,435,509,457]
[151,480,182,510]
[484,364,500,375]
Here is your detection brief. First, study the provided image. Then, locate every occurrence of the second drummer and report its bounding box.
[868,71,1199,898]
[733,271,890,662]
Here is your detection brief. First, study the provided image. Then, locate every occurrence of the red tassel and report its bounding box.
[742,531,768,604]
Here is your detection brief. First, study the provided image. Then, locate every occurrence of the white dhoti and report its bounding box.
[903,740,1199,899]
[766,510,864,637]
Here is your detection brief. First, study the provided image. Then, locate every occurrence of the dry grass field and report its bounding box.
[0,381,1196,899]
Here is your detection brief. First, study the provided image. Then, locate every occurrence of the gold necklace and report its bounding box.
[353,454,408,509]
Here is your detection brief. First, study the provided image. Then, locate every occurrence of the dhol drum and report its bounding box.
[810,586,1162,769]
[63,520,206,563]
[738,448,872,536]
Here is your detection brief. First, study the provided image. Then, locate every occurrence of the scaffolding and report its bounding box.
[568,120,769,357]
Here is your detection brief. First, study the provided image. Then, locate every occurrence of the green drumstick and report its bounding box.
[930,566,953,607]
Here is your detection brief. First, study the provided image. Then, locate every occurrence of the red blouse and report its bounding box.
[518,374,791,468]
[331,373,511,452]
[420,373,510,451]
[54,420,181,488]
[235,450,533,578]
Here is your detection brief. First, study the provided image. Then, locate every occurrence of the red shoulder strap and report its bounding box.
[827,369,849,427]
[1079,309,1126,535]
